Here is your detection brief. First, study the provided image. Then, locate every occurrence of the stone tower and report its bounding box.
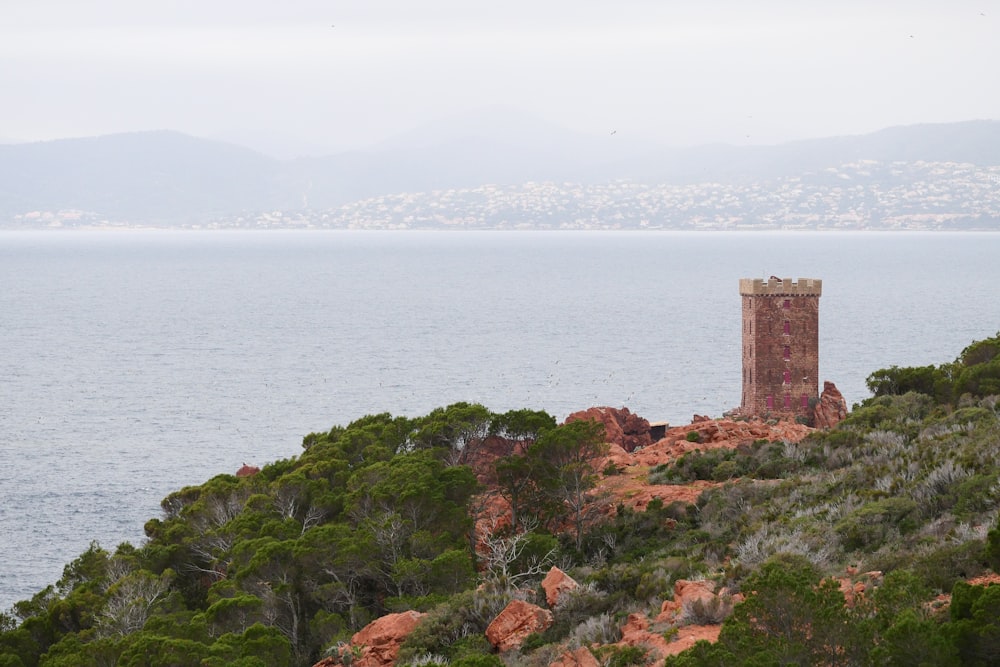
[740,277,822,421]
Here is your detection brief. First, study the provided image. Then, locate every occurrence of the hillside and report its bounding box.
[2,118,1000,230]
[1,334,1000,666]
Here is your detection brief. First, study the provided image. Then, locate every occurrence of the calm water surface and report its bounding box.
[1,230,998,609]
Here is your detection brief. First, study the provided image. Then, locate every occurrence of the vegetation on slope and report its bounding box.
[0,334,999,666]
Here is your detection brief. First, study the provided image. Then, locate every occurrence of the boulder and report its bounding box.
[486,599,554,652]
[330,610,424,667]
[814,381,848,429]
[541,566,579,607]
[235,463,260,478]
[658,579,718,622]
[565,407,652,452]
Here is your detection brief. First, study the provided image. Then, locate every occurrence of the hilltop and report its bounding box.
[2,117,1000,230]
[1,333,1000,666]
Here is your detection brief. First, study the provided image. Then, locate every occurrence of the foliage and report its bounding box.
[4,335,1000,666]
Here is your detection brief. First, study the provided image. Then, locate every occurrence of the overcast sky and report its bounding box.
[2,1,996,157]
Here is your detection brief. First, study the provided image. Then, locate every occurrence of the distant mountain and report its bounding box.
[0,132,285,222]
[613,119,1000,184]
[1,116,998,225]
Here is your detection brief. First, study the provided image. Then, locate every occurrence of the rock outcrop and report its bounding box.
[814,381,848,429]
[618,613,673,657]
[235,463,260,478]
[629,418,813,468]
[565,407,652,452]
[593,416,814,515]
[313,610,424,667]
[541,566,579,607]
[458,435,525,484]
[611,580,732,661]
[486,599,553,652]
[657,579,720,622]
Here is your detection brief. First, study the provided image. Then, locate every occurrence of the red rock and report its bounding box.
[565,407,652,453]
[337,610,424,667]
[486,599,554,652]
[235,463,260,477]
[619,606,725,659]
[658,579,718,622]
[541,566,579,607]
[459,435,527,484]
[618,613,671,658]
[663,625,723,656]
[549,647,600,667]
[602,443,632,470]
[813,381,848,429]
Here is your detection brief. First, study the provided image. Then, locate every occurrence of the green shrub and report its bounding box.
[835,497,919,552]
[451,655,504,667]
[397,588,509,662]
[602,644,649,667]
[910,540,987,593]
[686,431,702,443]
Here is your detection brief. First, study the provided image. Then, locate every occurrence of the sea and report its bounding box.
[1,230,998,611]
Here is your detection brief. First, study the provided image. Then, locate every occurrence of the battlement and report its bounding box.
[739,277,822,297]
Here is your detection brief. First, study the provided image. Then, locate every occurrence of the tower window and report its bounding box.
[801,394,809,409]
[783,345,791,360]
[783,299,791,309]
[767,395,774,410]
[783,370,791,384]
[784,393,791,409]
[784,320,790,335]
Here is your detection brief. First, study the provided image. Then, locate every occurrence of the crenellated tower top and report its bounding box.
[739,277,822,297]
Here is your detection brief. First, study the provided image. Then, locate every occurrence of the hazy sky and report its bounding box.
[2,1,996,156]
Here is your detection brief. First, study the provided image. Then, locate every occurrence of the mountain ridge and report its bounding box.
[2,116,999,227]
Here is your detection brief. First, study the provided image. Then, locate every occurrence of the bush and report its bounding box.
[601,644,649,667]
[451,655,504,667]
[397,588,510,662]
[910,540,988,593]
[835,497,919,552]
[680,595,734,625]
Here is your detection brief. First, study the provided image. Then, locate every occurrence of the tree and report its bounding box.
[493,454,535,533]
[96,568,174,638]
[488,409,556,532]
[715,555,862,666]
[866,364,943,399]
[489,409,556,453]
[411,402,492,463]
[528,419,608,551]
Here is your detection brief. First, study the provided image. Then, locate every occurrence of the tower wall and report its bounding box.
[740,278,821,421]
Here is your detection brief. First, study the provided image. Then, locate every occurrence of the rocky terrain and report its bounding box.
[312,404,830,667]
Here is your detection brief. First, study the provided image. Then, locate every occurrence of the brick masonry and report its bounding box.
[740,277,821,421]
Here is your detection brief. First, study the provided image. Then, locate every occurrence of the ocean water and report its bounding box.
[1,230,998,610]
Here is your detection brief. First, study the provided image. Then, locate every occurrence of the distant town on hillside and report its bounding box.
[2,116,999,231]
